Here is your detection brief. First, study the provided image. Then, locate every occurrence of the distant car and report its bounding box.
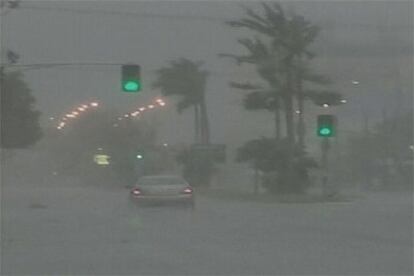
[130,175,194,208]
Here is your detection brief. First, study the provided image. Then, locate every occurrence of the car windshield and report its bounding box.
[1,1,412,275]
[139,177,185,186]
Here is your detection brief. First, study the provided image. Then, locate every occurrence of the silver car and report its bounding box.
[130,175,194,208]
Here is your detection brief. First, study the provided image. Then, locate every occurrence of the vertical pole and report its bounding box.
[194,105,200,144]
[297,80,305,149]
[362,109,370,192]
[321,138,331,198]
[253,167,259,195]
[275,107,281,140]
[381,107,389,187]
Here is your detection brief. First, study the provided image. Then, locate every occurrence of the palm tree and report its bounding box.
[225,2,344,192]
[227,3,320,147]
[221,37,284,139]
[153,58,210,144]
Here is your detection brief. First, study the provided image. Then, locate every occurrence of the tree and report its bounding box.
[153,58,210,144]
[224,3,342,193]
[221,37,283,139]
[237,137,317,194]
[226,2,334,149]
[0,4,38,150]
[0,0,20,16]
[1,71,42,149]
[176,148,215,187]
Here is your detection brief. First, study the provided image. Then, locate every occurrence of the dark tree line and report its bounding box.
[1,70,42,149]
[1,0,42,150]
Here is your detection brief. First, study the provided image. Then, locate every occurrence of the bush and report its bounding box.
[262,166,311,194]
[237,138,317,194]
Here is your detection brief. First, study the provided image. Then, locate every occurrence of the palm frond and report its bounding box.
[308,91,343,106]
[152,58,207,103]
[243,90,280,111]
[226,18,275,36]
[242,5,270,27]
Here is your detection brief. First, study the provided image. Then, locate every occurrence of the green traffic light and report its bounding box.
[317,115,336,137]
[123,81,140,92]
[318,127,332,137]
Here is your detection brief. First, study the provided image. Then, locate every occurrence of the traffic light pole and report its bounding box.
[321,137,333,198]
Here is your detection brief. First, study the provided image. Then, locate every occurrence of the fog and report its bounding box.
[1,1,413,275]
[2,1,412,145]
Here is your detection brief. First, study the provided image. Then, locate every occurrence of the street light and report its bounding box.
[156,99,166,106]
[90,102,98,107]
[323,103,329,108]
[352,80,360,85]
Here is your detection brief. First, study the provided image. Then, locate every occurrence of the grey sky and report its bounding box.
[1,0,412,152]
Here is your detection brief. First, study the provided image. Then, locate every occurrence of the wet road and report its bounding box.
[1,178,412,275]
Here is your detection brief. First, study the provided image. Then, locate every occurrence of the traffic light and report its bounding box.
[317,115,336,137]
[121,64,141,92]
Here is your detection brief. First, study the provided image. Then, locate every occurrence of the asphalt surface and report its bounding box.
[1,177,413,275]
